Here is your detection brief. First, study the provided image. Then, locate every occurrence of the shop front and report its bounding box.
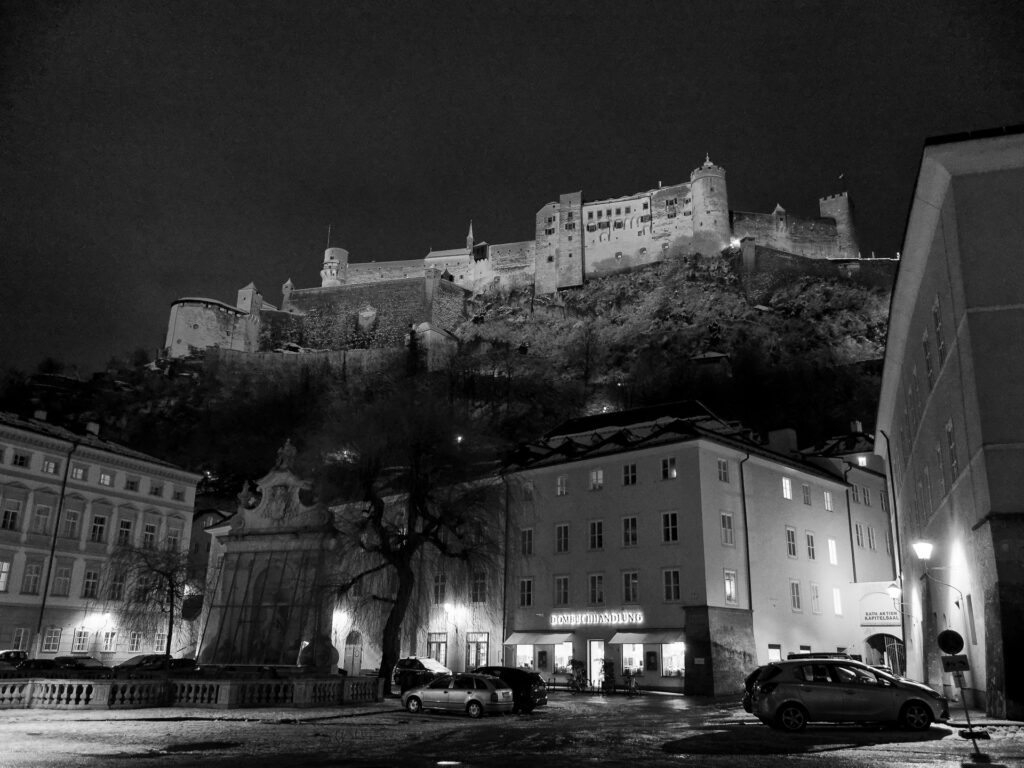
[503,609,687,692]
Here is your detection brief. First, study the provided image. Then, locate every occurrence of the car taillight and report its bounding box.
[490,692,499,702]
[759,683,778,695]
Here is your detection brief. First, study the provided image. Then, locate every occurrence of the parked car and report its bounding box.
[54,656,111,677]
[112,654,195,678]
[392,657,451,692]
[15,659,56,672]
[471,665,547,713]
[741,665,768,713]
[0,649,29,668]
[751,658,949,732]
[401,673,514,718]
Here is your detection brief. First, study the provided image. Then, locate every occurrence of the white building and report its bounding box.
[0,412,200,662]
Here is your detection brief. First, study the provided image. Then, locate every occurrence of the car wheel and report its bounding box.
[775,703,808,732]
[899,701,932,731]
[466,700,483,719]
[405,696,422,714]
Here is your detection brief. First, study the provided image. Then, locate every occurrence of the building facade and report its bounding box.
[875,126,1024,719]
[0,412,200,662]
[504,405,898,695]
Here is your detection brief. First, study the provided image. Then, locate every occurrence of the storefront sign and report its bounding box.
[861,608,900,626]
[550,610,645,627]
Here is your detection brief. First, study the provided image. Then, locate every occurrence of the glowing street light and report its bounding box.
[911,540,933,561]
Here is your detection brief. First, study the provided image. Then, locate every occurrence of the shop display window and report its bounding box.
[553,641,572,674]
[662,642,685,677]
[621,643,643,674]
[515,644,532,669]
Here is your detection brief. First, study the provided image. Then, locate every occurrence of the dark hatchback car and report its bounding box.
[113,654,196,678]
[54,656,111,677]
[392,657,451,692]
[472,665,548,713]
[742,665,768,713]
[15,658,56,672]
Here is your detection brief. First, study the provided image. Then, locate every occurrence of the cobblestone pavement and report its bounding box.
[0,693,1021,768]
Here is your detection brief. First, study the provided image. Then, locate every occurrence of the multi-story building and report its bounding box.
[0,412,200,662]
[503,403,898,695]
[875,126,1024,719]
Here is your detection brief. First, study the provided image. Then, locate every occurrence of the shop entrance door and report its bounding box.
[588,640,605,688]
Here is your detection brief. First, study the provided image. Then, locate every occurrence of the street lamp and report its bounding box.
[911,540,934,561]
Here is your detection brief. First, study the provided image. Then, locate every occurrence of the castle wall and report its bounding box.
[582,191,655,276]
[473,240,536,292]
[556,191,584,289]
[534,202,560,294]
[430,278,468,331]
[425,249,473,286]
[819,192,860,258]
[165,299,254,358]
[345,258,425,285]
[731,211,841,260]
[690,160,730,256]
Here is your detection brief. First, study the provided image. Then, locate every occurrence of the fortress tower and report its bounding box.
[818,192,860,259]
[689,155,730,256]
[320,247,348,287]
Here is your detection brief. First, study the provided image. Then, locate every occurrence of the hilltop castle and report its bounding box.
[165,156,860,360]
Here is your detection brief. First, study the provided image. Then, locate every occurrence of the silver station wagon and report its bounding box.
[402,672,514,718]
[751,658,949,732]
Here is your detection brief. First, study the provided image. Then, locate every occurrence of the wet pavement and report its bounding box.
[0,691,1021,767]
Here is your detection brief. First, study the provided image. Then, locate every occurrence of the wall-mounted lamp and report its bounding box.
[886,582,902,600]
[911,541,933,561]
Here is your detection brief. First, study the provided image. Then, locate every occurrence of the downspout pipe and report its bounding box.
[738,452,753,616]
[878,429,907,667]
[501,473,511,665]
[35,440,78,654]
[842,462,858,583]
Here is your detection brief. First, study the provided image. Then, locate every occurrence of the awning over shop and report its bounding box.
[504,632,574,645]
[609,631,685,644]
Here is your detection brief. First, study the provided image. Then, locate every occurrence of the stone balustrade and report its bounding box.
[0,675,384,710]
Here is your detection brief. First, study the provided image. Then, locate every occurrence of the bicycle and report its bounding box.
[568,660,588,694]
[622,671,642,696]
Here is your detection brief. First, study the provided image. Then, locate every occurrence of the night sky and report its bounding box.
[2,0,1022,374]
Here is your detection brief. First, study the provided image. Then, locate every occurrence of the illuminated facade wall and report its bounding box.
[0,413,200,663]
[876,127,1024,719]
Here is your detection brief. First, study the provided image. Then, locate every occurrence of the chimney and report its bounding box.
[85,422,100,436]
[850,420,863,433]
[33,410,47,421]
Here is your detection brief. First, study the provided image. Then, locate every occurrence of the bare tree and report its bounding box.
[315,375,505,681]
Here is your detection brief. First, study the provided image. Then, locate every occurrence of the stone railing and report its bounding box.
[0,675,385,711]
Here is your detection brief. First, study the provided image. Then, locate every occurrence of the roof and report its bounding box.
[171,297,245,314]
[0,411,197,476]
[804,430,876,459]
[508,401,844,482]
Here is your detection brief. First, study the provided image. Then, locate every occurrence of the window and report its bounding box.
[782,477,793,499]
[142,523,157,549]
[857,456,867,467]
[71,464,87,481]
[801,484,811,505]
[828,537,838,565]
[11,452,29,468]
[724,569,737,604]
[428,633,448,667]
[589,468,604,490]
[128,632,143,653]
[82,568,100,598]
[867,526,876,550]
[42,627,62,653]
[767,644,782,662]
[863,487,872,507]
[102,631,117,652]
[0,558,9,591]
[662,512,679,542]
[42,458,60,475]
[833,587,843,615]
[117,519,133,546]
[556,523,569,553]
[785,526,797,557]
[790,580,802,611]
[623,571,639,603]
[806,531,816,560]
[99,471,113,487]
[810,583,822,613]
[21,562,41,594]
[851,484,860,503]
[172,488,185,502]
[556,475,568,496]
[108,569,125,601]
[466,632,488,670]
[720,511,734,545]
[61,508,80,539]
[661,457,676,480]
[885,529,893,555]
[12,627,28,650]
[51,565,71,596]
[1,499,22,530]
[717,458,729,482]
[663,570,680,601]
[72,629,90,653]
[824,490,834,512]
[433,572,447,604]
[622,464,637,486]
[946,420,959,479]
[166,526,181,551]
[589,520,604,550]
[149,482,164,497]
[89,515,107,543]
[519,579,533,607]
[154,632,167,653]
[555,575,569,605]
[521,528,534,556]
[933,300,946,363]
[622,516,637,547]
[589,573,604,604]
[966,594,978,645]
[855,523,865,548]
[31,505,52,535]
